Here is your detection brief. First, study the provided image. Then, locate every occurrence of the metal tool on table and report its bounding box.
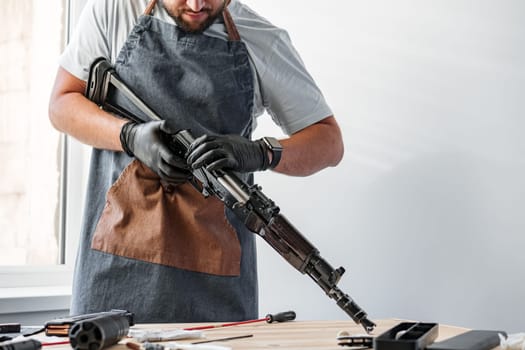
[0,339,41,350]
[369,322,505,350]
[85,57,376,334]
[183,311,296,331]
[45,309,134,337]
[67,312,133,350]
[373,322,439,350]
[0,325,21,334]
[41,310,134,350]
[336,330,374,348]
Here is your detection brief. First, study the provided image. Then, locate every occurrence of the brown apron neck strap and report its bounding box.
[222,7,241,41]
[143,0,241,41]
[144,0,157,15]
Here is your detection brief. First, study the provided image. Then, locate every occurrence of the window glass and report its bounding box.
[0,0,65,265]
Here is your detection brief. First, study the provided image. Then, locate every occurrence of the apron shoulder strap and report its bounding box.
[222,8,241,41]
[144,0,157,16]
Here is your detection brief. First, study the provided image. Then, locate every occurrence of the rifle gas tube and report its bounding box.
[85,58,376,333]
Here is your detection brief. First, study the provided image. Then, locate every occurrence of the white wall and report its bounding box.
[245,0,525,333]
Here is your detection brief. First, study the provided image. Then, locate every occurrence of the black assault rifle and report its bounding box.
[85,57,376,333]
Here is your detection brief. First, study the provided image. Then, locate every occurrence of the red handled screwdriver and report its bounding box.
[184,311,296,331]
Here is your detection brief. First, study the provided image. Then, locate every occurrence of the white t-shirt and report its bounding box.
[60,0,332,135]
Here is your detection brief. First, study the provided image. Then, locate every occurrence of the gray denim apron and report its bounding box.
[71,1,258,322]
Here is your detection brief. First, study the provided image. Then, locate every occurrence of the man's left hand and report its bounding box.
[186,134,269,173]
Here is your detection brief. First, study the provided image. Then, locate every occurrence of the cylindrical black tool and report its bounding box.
[266,310,296,323]
[0,339,42,350]
[68,314,130,350]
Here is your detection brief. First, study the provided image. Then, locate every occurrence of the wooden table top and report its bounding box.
[43,319,500,350]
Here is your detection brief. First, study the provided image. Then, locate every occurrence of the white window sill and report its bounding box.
[0,286,71,314]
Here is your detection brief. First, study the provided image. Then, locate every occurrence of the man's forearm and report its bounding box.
[273,116,344,177]
[49,91,126,151]
[49,68,126,151]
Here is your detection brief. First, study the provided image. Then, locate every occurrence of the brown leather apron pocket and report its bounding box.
[91,159,241,276]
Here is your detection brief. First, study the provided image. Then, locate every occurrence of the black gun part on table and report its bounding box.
[67,312,132,350]
[85,57,376,334]
[42,310,133,350]
[0,339,41,350]
[45,309,134,337]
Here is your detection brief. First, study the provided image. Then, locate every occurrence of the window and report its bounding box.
[0,0,93,316]
[0,0,92,298]
[0,1,66,266]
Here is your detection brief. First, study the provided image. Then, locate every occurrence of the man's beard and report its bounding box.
[163,2,226,34]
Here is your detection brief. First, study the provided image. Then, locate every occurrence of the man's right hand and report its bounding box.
[120,120,191,184]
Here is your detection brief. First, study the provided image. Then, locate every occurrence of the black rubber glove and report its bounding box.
[120,120,192,184]
[186,134,270,173]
